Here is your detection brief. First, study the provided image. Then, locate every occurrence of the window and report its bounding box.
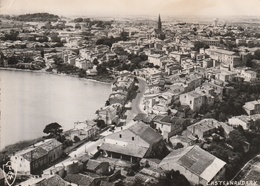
[132,137,134,141]
[190,100,192,104]
[119,134,122,138]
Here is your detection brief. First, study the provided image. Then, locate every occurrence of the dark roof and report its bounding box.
[86,160,102,171]
[21,147,48,162]
[133,113,155,123]
[40,139,62,151]
[18,139,62,162]
[100,143,148,158]
[35,175,69,186]
[154,29,165,36]
[100,180,116,186]
[128,122,162,145]
[64,174,95,186]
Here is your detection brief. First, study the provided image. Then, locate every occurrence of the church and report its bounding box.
[148,14,166,40]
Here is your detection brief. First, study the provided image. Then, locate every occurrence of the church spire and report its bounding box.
[158,14,162,30]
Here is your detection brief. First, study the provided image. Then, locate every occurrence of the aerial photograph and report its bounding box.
[0,0,260,185]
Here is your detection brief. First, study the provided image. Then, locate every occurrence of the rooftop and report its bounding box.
[35,175,69,186]
[64,174,95,186]
[15,139,62,162]
[128,122,162,145]
[160,145,226,183]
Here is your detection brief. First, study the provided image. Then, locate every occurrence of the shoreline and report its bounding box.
[0,67,113,85]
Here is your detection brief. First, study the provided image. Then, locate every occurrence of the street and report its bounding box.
[125,77,147,123]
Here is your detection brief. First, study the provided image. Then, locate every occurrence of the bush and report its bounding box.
[73,135,80,143]
[174,142,184,150]
[97,120,106,129]
[126,170,135,176]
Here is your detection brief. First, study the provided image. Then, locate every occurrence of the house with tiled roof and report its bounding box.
[160,145,226,185]
[85,159,110,175]
[34,174,69,186]
[96,105,118,125]
[100,122,164,163]
[179,89,214,111]
[11,139,63,175]
[186,118,233,139]
[64,173,101,186]
[153,115,189,141]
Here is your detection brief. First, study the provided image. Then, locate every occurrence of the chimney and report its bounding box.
[31,150,33,162]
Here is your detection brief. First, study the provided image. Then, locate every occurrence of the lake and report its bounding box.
[0,70,111,150]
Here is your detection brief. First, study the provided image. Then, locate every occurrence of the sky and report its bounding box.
[1,0,260,17]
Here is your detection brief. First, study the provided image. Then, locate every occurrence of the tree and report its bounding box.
[4,29,19,41]
[43,122,63,139]
[159,170,191,186]
[218,112,227,122]
[40,50,44,58]
[174,142,184,150]
[105,100,110,106]
[97,120,106,128]
[74,17,83,22]
[78,69,86,78]
[93,58,99,65]
[254,50,260,60]
[73,135,80,142]
[120,31,129,41]
[194,41,205,52]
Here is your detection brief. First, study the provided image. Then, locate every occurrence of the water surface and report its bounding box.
[0,70,111,149]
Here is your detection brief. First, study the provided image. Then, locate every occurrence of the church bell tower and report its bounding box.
[158,14,162,31]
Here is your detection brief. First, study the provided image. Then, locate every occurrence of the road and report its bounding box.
[125,77,147,123]
[69,138,104,158]
[232,154,260,182]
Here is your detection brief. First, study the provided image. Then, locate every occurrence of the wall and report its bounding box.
[11,155,31,175]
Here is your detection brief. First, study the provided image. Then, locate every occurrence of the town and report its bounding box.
[0,11,260,186]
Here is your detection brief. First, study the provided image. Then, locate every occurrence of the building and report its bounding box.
[111,75,135,93]
[186,119,233,139]
[100,122,164,163]
[216,70,236,82]
[34,174,70,186]
[147,54,163,67]
[153,115,188,141]
[228,115,255,130]
[160,145,226,185]
[85,159,110,175]
[201,38,221,47]
[243,100,260,115]
[179,90,214,111]
[96,105,118,125]
[11,139,63,175]
[64,174,101,186]
[71,120,98,140]
[213,18,218,27]
[205,48,241,68]
[148,14,165,40]
[240,69,257,82]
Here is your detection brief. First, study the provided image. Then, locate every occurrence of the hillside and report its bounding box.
[13,13,59,22]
